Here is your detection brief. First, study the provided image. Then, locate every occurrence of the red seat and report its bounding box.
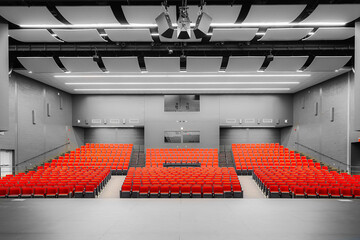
[0,187,9,198]
[213,185,224,198]
[8,187,21,198]
[202,185,213,198]
[329,187,341,198]
[74,185,85,198]
[191,185,202,198]
[268,185,280,198]
[223,184,232,198]
[305,187,317,198]
[46,187,58,198]
[160,185,170,198]
[232,184,243,198]
[21,187,34,198]
[34,187,46,198]
[317,187,329,198]
[120,184,131,198]
[85,185,96,198]
[58,187,71,198]
[279,185,291,198]
[293,187,305,198]
[181,185,191,198]
[353,188,360,199]
[340,188,353,198]
[139,185,149,198]
[150,185,160,198]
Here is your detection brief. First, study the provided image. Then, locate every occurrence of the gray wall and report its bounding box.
[281,72,359,171]
[355,22,360,131]
[84,128,144,146]
[220,128,281,146]
[0,23,9,131]
[0,72,80,173]
[72,94,293,149]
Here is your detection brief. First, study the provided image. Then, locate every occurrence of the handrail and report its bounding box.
[294,142,349,166]
[16,142,70,166]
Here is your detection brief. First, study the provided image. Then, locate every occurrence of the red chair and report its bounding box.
[268,185,280,198]
[213,185,224,198]
[74,185,85,198]
[34,187,46,198]
[58,187,72,198]
[223,184,232,198]
[46,187,58,198]
[293,187,305,198]
[317,187,329,198]
[150,185,160,198]
[8,187,21,198]
[21,187,34,198]
[0,187,9,198]
[329,187,341,198]
[353,188,360,199]
[279,185,291,198]
[139,185,149,198]
[340,188,353,198]
[170,185,180,198]
[131,185,140,198]
[120,184,131,198]
[202,185,213,198]
[233,184,243,198]
[181,185,191,198]
[85,185,96,198]
[305,187,317,198]
[191,185,202,198]
[160,185,170,198]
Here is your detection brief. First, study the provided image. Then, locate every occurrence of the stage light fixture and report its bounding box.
[155,1,174,38]
[193,3,212,39]
[177,6,191,39]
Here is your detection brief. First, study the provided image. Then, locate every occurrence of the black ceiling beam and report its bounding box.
[0,0,358,6]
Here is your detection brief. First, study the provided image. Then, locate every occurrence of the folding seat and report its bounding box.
[120,184,131,198]
[74,185,85,198]
[46,187,58,198]
[85,185,96,198]
[131,185,140,198]
[353,188,360,199]
[268,185,280,198]
[340,188,353,198]
[160,185,170,198]
[293,187,305,198]
[305,187,317,198]
[170,185,180,198]
[58,187,72,198]
[139,186,149,198]
[233,184,243,198]
[0,187,9,198]
[8,187,21,198]
[21,187,34,198]
[191,185,202,198]
[279,185,291,198]
[223,184,233,198]
[317,187,329,198]
[33,187,46,198]
[329,187,341,198]
[213,185,224,198]
[181,185,191,198]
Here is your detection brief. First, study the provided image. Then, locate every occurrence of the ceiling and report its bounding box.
[1,1,357,94]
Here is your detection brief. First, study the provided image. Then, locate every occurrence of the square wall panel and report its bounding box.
[304,27,355,41]
[259,28,312,41]
[186,57,222,72]
[226,56,265,72]
[265,56,308,71]
[60,57,102,73]
[211,28,258,41]
[105,29,153,42]
[144,57,180,72]
[305,56,352,72]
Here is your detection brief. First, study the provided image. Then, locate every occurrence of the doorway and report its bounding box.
[0,150,15,177]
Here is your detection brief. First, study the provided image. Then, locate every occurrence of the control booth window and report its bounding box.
[164,95,200,112]
[183,131,200,143]
[164,131,182,143]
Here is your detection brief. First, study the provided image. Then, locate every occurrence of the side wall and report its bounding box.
[281,72,359,171]
[0,72,80,173]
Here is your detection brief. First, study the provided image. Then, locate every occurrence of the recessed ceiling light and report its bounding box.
[28,71,33,74]
[55,74,310,78]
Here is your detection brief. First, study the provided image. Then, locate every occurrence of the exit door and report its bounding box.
[0,150,14,177]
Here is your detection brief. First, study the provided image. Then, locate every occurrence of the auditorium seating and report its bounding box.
[0,143,132,198]
[121,166,242,198]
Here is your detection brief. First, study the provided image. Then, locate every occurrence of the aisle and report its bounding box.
[238,176,266,199]
[99,176,126,198]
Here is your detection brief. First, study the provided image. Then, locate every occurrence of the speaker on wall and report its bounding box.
[193,12,212,39]
[156,12,174,38]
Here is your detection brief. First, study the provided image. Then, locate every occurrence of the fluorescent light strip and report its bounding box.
[74,88,291,91]
[66,82,300,85]
[19,22,347,29]
[55,74,310,78]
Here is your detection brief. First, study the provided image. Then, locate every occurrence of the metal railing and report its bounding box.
[294,142,349,171]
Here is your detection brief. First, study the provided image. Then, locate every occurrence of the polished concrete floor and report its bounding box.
[0,198,359,240]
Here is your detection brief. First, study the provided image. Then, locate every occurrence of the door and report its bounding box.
[0,150,14,177]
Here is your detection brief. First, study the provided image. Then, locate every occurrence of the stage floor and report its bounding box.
[0,198,359,240]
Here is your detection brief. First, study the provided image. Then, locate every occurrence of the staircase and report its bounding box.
[129,150,146,168]
[219,151,235,168]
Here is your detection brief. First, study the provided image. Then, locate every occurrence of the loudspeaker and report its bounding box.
[156,12,174,38]
[177,18,191,39]
[193,12,212,39]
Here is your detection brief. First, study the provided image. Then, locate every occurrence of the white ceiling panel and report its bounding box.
[159,30,201,42]
[105,29,153,42]
[102,57,141,72]
[304,27,355,41]
[243,5,306,23]
[0,6,63,26]
[187,57,222,72]
[57,6,119,25]
[145,57,180,72]
[266,56,308,71]
[210,28,258,42]
[18,57,63,73]
[300,4,360,24]
[226,56,265,72]
[60,57,102,73]
[305,56,352,72]
[187,5,242,23]
[9,29,62,43]
[259,28,312,41]
[53,29,106,42]
[122,6,177,24]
